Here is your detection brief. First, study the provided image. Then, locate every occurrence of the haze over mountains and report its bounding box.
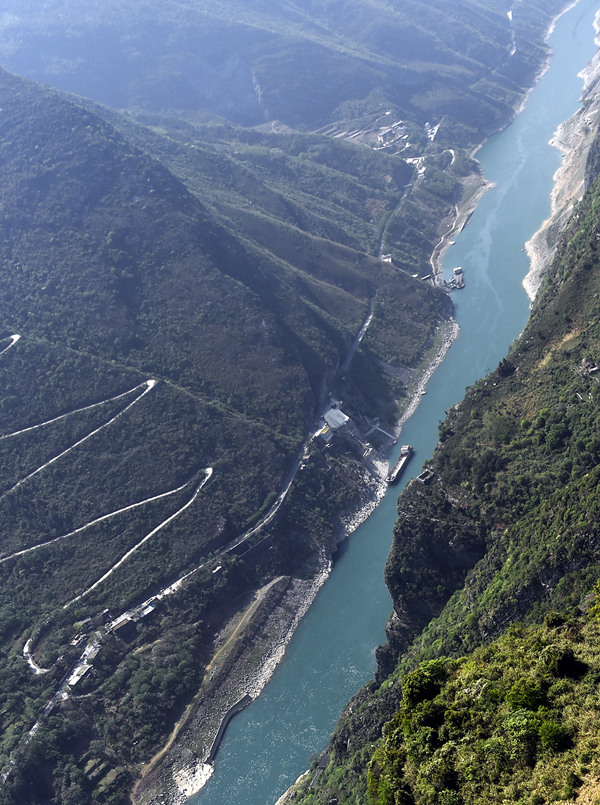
[0,0,588,803]
[0,0,561,134]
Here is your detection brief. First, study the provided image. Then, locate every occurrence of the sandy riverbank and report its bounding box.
[524,12,600,299]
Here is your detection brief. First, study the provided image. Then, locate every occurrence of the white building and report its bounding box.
[324,408,349,430]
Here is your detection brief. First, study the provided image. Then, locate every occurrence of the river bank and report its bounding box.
[524,11,600,299]
[272,3,600,804]
[132,314,459,805]
[431,2,589,290]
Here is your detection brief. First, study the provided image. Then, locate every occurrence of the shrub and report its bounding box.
[401,659,448,707]
[506,677,546,710]
[538,719,571,752]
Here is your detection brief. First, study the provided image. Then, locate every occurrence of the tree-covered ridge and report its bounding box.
[0,67,307,435]
[0,62,453,802]
[88,108,455,368]
[0,0,565,136]
[369,615,600,805]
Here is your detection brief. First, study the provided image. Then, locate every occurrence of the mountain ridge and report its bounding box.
[0,61,452,804]
[0,0,564,134]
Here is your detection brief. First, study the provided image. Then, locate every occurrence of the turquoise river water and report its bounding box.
[192,2,600,802]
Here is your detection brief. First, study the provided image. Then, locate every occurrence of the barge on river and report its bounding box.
[386,444,413,484]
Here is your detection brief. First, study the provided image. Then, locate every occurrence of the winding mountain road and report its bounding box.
[0,378,154,441]
[63,467,213,608]
[2,379,156,495]
[23,636,50,675]
[0,333,20,356]
[0,473,199,565]
[13,305,379,772]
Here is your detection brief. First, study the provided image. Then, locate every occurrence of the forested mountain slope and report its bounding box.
[369,614,600,805]
[0,66,449,434]
[287,87,600,805]
[0,66,449,803]
[0,0,578,802]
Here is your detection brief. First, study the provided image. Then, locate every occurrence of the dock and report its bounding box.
[447,266,464,289]
[386,445,413,484]
[206,694,253,765]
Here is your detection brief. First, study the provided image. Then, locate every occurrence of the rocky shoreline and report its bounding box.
[133,561,333,804]
[131,312,458,805]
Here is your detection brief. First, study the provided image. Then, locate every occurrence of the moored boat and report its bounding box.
[386,444,413,484]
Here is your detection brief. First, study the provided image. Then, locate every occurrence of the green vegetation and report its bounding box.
[369,617,599,805]
[0,0,578,801]
[288,63,600,805]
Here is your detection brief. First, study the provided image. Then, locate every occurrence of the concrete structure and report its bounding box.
[452,266,465,288]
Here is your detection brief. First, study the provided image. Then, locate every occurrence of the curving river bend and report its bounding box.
[192,2,600,802]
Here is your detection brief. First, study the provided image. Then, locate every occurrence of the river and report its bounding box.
[192,1,600,802]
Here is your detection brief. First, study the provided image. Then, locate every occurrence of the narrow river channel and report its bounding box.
[192,2,600,802]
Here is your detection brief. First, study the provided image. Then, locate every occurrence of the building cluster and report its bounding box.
[376,119,408,147]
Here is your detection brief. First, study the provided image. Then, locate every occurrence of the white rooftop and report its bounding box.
[324,408,349,430]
